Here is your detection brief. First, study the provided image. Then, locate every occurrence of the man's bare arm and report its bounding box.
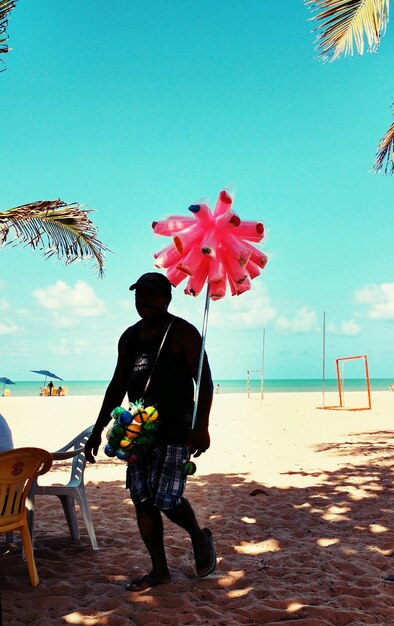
[85,329,131,463]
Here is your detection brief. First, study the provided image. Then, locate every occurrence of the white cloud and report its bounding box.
[354,283,394,320]
[49,338,90,356]
[119,298,134,311]
[218,283,276,328]
[339,320,362,336]
[169,282,276,330]
[33,280,105,327]
[275,307,319,334]
[0,320,19,335]
[327,319,361,336]
[51,313,78,330]
[0,298,10,312]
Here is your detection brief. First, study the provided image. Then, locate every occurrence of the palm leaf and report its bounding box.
[305,0,390,61]
[0,200,109,276]
[373,121,394,174]
[0,0,17,68]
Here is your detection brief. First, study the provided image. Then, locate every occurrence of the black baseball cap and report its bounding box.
[129,272,172,297]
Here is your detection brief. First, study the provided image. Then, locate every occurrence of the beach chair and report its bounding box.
[33,425,98,550]
[2,389,11,397]
[0,447,52,586]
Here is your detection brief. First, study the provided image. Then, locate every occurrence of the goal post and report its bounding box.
[318,354,372,411]
[336,354,371,410]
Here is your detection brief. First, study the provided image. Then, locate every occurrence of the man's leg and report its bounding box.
[126,499,171,591]
[163,497,205,550]
[163,497,216,577]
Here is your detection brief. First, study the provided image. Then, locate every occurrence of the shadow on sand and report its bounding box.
[2,429,394,625]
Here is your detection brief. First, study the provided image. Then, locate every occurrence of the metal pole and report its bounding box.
[191,284,211,430]
[261,328,265,403]
[322,311,326,409]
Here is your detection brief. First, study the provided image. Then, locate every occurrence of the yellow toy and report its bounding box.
[144,406,159,422]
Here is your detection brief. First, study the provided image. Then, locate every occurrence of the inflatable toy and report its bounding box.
[104,402,159,462]
[149,189,268,474]
[152,190,267,299]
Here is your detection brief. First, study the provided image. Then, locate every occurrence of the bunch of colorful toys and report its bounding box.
[104,402,159,462]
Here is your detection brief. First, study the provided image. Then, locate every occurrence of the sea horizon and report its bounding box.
[2,378,393,397]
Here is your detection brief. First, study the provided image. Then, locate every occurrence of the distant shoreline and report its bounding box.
[2,377,393,396]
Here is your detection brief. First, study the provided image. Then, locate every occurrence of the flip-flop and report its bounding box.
[195,528,217,578]
[125,572,170,592]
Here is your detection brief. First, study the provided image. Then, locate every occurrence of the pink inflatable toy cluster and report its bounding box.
[152,190,267,300]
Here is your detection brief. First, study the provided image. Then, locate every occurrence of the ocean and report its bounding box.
[3,378,393,397]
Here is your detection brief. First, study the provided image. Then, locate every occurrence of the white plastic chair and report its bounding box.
[33,425,98,550]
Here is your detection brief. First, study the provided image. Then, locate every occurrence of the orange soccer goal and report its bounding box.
[322,354,372,411]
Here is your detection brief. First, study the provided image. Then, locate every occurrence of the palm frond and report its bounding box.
[305,0,390,61]
[373,121,394,174]
[0,200,109,276]
[0,0,17,69]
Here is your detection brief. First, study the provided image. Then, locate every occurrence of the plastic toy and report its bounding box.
[152,189,267,300]
[104,402,159,462]
[183,461,197,475]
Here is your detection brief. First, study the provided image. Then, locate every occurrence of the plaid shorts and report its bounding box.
[126,444,190,510]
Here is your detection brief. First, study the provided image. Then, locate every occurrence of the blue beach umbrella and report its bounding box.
[30,370,63,385]
[0,377,16,394]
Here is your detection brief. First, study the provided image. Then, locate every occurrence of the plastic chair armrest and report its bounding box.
[51,447,84,461]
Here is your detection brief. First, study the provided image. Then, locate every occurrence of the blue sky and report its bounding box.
[1,1,393,383]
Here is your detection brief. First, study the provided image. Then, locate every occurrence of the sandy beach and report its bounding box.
[1,390,394,625]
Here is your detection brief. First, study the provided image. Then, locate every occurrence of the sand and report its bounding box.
[1,390,394,625]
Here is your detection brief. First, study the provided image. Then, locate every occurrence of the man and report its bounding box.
[0,414,13,452]
[85,272,216,591]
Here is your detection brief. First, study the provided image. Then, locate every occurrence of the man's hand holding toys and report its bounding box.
[104,403,159,462]
[104,402,197,474]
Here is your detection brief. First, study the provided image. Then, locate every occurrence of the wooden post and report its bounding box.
[364,355,372,409]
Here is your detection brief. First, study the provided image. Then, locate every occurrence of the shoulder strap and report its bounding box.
[142,317,175,396]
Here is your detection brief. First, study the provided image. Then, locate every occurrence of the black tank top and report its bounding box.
[125,316,194,444]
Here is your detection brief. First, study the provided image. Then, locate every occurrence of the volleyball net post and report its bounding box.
[246,369,263,400]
